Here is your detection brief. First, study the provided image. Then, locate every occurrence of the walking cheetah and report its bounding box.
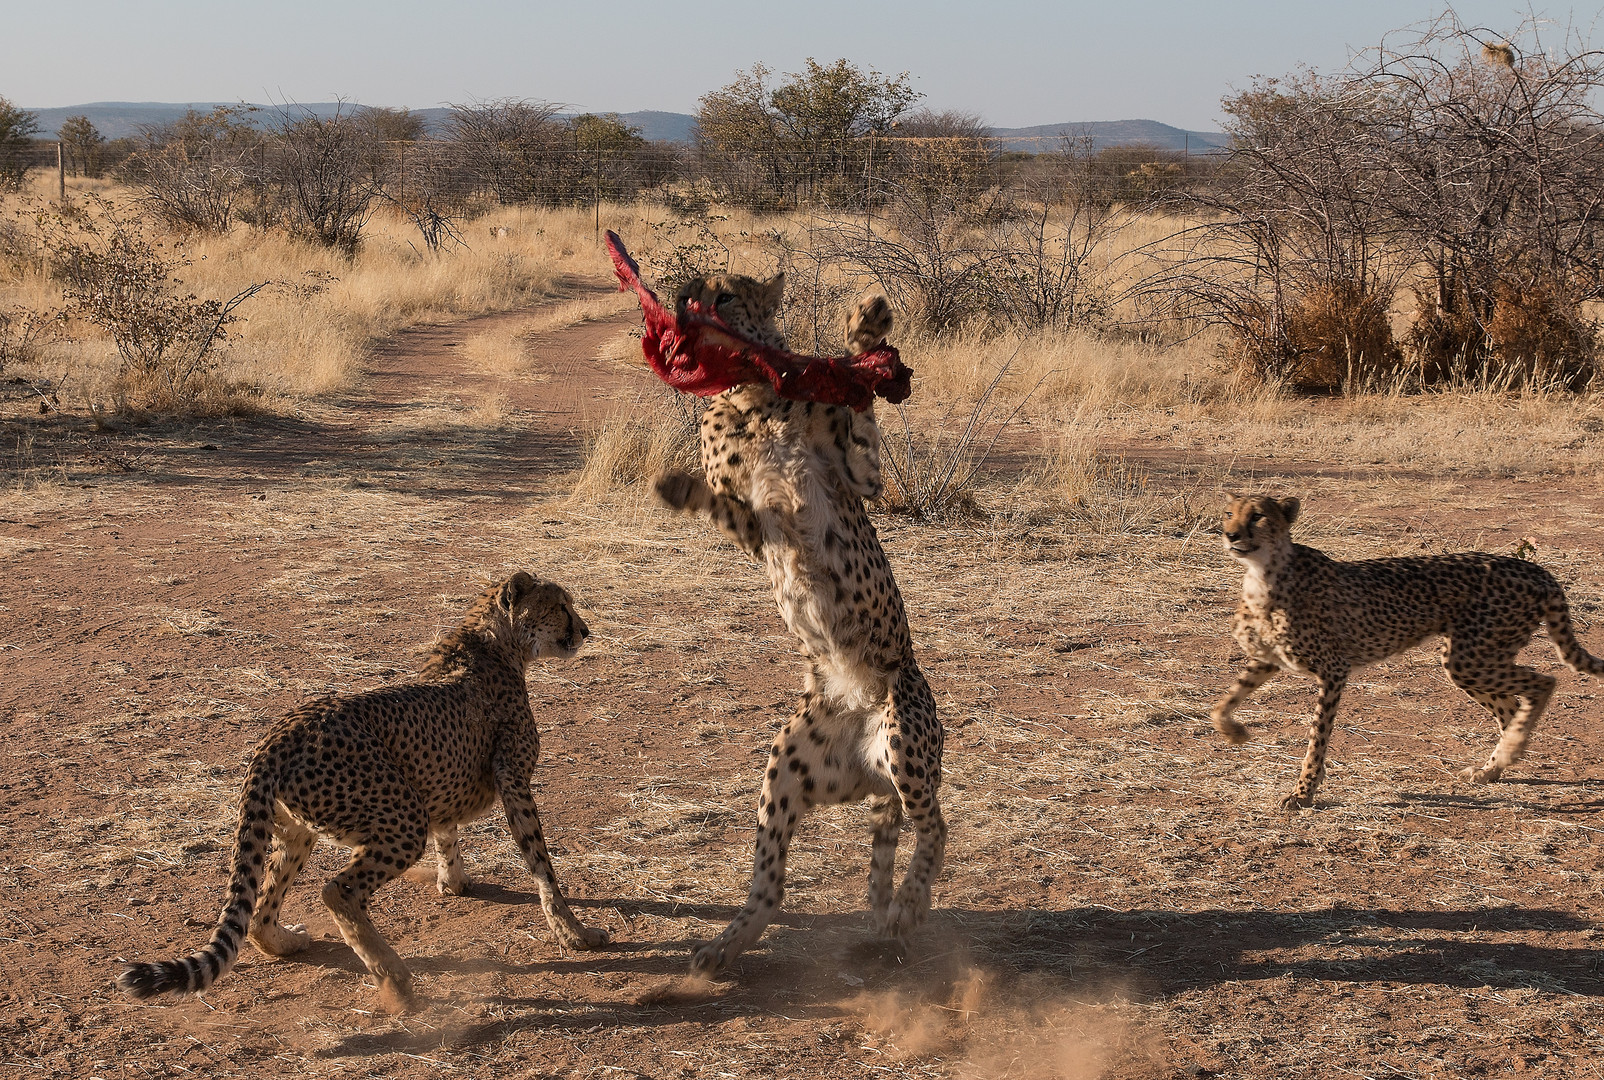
[1211,494,1604,809]
[116,572,608,1012]
[654,274,946,976]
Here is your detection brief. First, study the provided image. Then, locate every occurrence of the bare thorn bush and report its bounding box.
[46,200,266,411]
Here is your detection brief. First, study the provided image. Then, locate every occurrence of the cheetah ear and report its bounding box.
[498,572,539,612]
[758,272,785,314]
[1278,497,1301,524]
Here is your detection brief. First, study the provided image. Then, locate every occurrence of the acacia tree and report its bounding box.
[0,97,40,190]
[264,105,385,253]
[119,107,262,232]
[696,60,921,207]
[447,99,568,204]
[59,115,106,177]
[1359,17,1604,382]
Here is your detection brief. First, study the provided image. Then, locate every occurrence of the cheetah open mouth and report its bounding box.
[605,230,913,411]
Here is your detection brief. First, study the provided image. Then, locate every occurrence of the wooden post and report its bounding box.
[57,141,65,202]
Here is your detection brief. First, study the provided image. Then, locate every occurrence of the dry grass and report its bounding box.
[568,392,702,499]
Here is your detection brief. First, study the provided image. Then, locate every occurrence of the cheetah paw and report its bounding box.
[878,898,928,942]
[1213,716,1251,745]
[1461,766,1502,785]
[1278,793,1313,811]
[653,471,695,511]
[689,939,733,977]
[250,922,313,957]
[437,875,472,897]
[559,923,610,951]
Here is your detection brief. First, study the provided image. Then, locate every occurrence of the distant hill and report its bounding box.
[989,120,1228,153]
[26,103,1220,152]
[24,101,699,142]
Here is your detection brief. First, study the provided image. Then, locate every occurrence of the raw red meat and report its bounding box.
[605,230,912,411]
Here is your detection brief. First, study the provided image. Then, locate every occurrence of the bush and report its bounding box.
[569,396,701,498]
[118,107,262,233]
[47,203,265,409]
[0,306,61,376]
[0,98,40,191]
[264,106,383,253]
[1408,273,1598,387]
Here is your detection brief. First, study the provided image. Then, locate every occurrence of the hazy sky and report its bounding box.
[4,2,1588,130]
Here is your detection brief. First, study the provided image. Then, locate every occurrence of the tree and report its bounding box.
[358,106,425,143]
[447,99,567,204]
[119,107,263,232]
[59,115,106,177]
[696,59,922,207]
[0,97,40,191]
[264,105,384,253]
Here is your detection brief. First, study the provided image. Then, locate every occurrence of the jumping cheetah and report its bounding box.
[654,274,945,976]
[116,572,608,1011]
[1211,494,1604,809]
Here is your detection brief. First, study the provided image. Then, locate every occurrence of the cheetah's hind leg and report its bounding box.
[875,666,946,943]
[248,817,315,957]
[1442,630,1554,784]
[432,825,470,896]
[689,694,826,977]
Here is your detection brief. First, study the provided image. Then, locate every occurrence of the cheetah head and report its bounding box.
[495,572,590,662]
[676,271,785,350]
[1221,494,1300,560]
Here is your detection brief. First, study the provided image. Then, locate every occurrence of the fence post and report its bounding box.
[594,144,602,244]
[57,141,66,202]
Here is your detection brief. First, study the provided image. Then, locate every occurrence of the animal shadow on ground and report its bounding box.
[318,900,1601,1059]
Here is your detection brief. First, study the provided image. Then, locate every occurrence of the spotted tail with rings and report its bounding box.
[115,759,278,999]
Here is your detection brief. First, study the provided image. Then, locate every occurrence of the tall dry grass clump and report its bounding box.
[569,394,701,499]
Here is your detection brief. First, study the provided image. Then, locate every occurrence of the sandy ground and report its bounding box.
[2,282,1603,1079]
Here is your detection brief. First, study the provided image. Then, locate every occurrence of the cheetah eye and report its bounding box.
[715,292,736,307]
[1249,513,1265,524]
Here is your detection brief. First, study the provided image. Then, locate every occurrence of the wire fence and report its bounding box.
[9,134,1220,217]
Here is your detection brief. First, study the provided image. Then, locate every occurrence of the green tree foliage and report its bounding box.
[697,59,921,207]
[0,97,41,191]
[59,114,106,178]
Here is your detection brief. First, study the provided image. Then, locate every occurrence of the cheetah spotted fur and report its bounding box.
[116,572,608,1011]
[654,272,946,976]
[1212,494,1604,809]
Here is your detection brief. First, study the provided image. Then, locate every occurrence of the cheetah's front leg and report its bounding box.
[655,472,764,556]
[492,752,609,951]
[1211,660,1279,744]
[1282,666,1348,810]
[432,826,469,896]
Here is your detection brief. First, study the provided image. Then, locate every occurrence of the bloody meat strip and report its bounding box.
[605,230,912,411]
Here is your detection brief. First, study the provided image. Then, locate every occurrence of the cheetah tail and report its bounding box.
[1545,588,1604,677]
[116,760,278,1000]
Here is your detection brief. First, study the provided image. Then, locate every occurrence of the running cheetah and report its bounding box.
[1211,494,1604,809]
[116,572,608,1012]
[654,274,945,976]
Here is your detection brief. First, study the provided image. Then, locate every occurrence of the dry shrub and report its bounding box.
[1283,279,1400,390]
[569,395,700,498]
[1225,280,1399,391]
[1486,278,1596,386]
[1407,273,1597,388]
[45,200,266,412]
